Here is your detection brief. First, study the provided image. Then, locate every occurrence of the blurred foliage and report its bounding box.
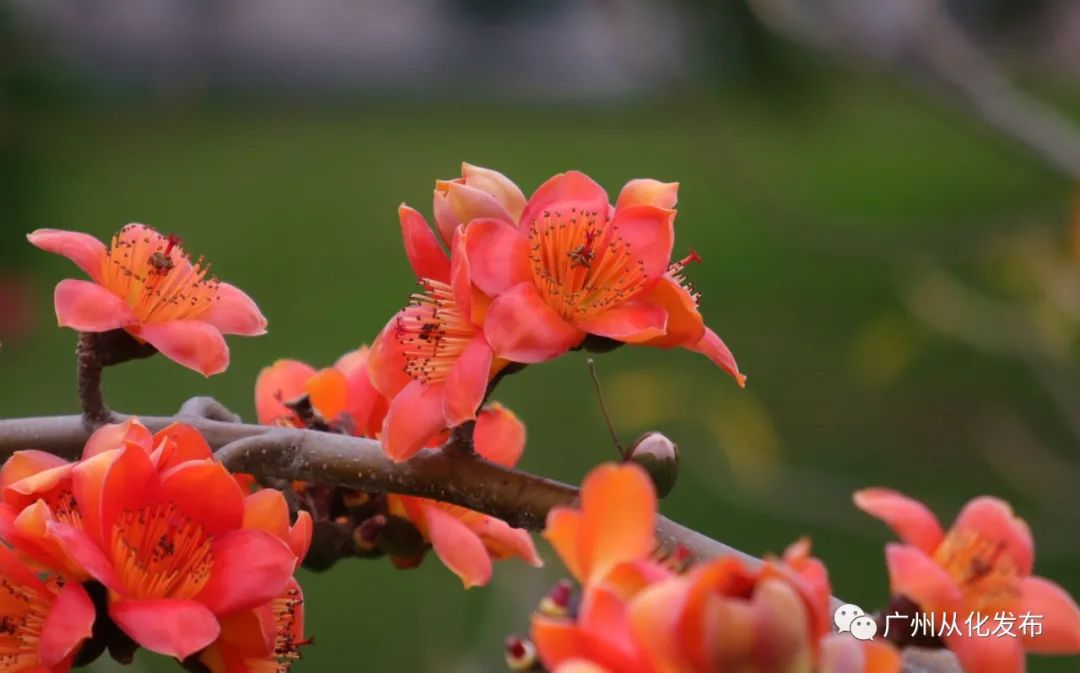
[3,64,1080,673]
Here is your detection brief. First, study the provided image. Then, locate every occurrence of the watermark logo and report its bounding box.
[834,603,879,641]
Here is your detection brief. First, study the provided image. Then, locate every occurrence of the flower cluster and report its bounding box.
[521,463,900,673]
[254,349,541,588]
[0,419,311,671]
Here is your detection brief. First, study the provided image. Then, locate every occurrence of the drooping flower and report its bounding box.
[254,351,540,587]
[531,463,898,673]
[0,420,309,661]
[0,545,96,673]
[459,170,744,384]
[198,578,309,673]
[855,488,1080,673]
[28,225,267,376]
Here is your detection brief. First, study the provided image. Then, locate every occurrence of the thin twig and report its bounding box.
[586,358,626,459]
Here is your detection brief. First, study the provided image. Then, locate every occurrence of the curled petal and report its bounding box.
[39,582,96,668]
[462,162,527,220]
[110,599,220,660]
[399,204,451,283]
[380,380,447,463]
[1017,576,1080,654]
[884,544,962,614]
[853,488,945,554]
[573,302,667,344]
[27,228,106,282]
[443,336,494,426]
[951,497,1034,576]
[686,327,746,387]
[132,320,230,377]
[54,279,138,332]
[474,403,526,468]
[520,171,609,232]
[288,511,313,562]
[201,282,267,337]
[639,277,704,348]
[615,179,679,211]
[463,218,531,297]
[196,530,296,616]
[255,360,316,426]
[1,450,69,491]
[423,504,493,588]
[484,282,584,363]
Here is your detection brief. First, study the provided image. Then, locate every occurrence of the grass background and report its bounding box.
[2,77,1080,671]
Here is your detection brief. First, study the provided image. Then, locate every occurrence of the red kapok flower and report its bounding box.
[255,351,540,587]
[198,578,309,673]
[2,420,308,661]
[369,203,510,461]
[855,488,1080,673]
[28,225,267,376]
[460,170,744,384]
[0,545,96,673]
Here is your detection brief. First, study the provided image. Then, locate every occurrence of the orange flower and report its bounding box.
[0,545,96,673]
[459,169,744,385]
[28,225,266,376]
[255,352,540,587]
[0,420,310,661]
[198,578,308,673]
[855,488,1080,673]
[532,463,898,673]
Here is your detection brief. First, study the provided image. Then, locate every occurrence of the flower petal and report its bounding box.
[474,403,526,468]
[639,276,704,348]
[152,422,215,471]
[99,444,158,540]
[574,301,667,344]
[306,367,349,422]
[0,450,69,491]
[423,504,493,588]
[242,489,290,541]
[288,511,313,562]
[380,380,447,462]
[686,327,746,387]
[853,488,945,554]
[399,204,451,283]
[196,529,296,616]
[110,599,220,660]
[608,204,675,284]
[462,163,527,220]
[615,179,679,211]
[532,617,587,670]
[945,628,1025,673]
[463,218,532,297]
[132,320,230,377]
[158,460,245,536]
[444,336,494,426]
[1016,575,1080,653]
[27,228,106,282]
[367,314,414,399]
[255,359,316,426]
[84,417,153,459]
[952,496,1034,576]
[54,279,138,332]
[579,463,657,584]
[884,543,962,614]
[201,282,267,337]
[484,282,584,363]
[544,508,584,582]
[39,582,96,668]
[520,171,609,232]
[46,522,120,589]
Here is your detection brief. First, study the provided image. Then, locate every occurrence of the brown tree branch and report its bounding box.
[0,408,958,673]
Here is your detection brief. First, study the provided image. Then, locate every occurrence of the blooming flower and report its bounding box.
[0,420,310,662]
[0,545,96,673]
[459,170,744,384]
[255,351,540,587]
[28,224,267,376]
[855,488,1080,673]
[532,463,897,673]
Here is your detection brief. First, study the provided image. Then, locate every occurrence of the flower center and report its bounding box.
[393,279,477,385]
[110,503,213,600]
[527,208,649,321]
[100,224,221,324]
[0,576,52,671]
[933,529,1020,611]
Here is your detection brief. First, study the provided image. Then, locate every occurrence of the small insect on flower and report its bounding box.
[28,224,267,376]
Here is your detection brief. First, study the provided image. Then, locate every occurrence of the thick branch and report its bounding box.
[0,411,957,672]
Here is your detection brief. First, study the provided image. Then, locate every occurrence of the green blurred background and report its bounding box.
[4,1,1080,671]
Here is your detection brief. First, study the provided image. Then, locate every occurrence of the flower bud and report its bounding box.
[504,636,537,671]
[537,579,573,618]
[629,431,679,498]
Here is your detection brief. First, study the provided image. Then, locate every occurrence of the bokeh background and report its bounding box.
[4,1,1080,671]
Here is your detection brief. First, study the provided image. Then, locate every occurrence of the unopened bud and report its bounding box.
[353,514,386,552]
[504,636,537,671]
[537,579,573,618]
[629,431,679,498]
